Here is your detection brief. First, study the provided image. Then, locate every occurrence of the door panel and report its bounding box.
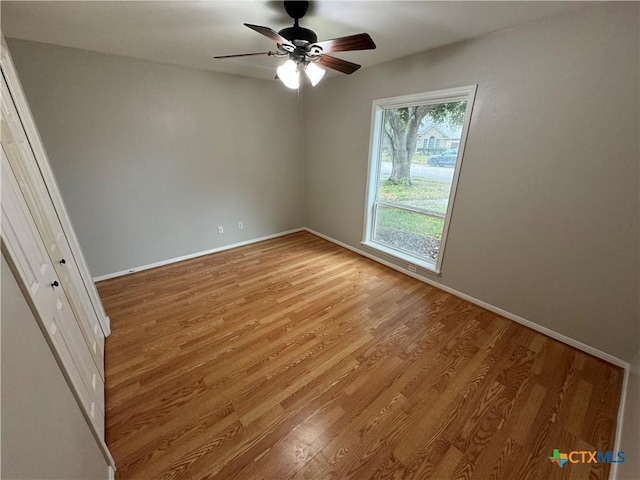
[2,150,105,438]
[1,75,104,378]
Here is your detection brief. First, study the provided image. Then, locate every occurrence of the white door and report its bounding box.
[1,74,105,378]
[2,149,105,438]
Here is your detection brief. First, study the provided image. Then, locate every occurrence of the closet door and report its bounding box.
[2,149,105,438]
[0,74,104,378]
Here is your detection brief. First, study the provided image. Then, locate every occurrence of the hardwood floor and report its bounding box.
[97,232,623,480]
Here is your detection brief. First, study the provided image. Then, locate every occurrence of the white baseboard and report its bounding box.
[96,225,629,370]
[92,228,305,282]
[108,466,116,480]
[303,228,629,370]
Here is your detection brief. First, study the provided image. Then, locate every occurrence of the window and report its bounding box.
[363,86,476,273]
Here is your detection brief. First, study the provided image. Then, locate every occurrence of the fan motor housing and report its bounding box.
[278,25,317,45]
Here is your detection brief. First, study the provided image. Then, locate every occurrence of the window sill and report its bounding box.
[361,241,441,275]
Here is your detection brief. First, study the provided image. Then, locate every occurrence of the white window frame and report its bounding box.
[362,85,477,274]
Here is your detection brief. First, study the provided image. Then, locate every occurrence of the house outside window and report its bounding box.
[363,85,476,272]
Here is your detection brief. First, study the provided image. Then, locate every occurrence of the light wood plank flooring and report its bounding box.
[98,231,623,480]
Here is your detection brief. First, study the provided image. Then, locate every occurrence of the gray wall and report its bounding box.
[304,3,639,363]
[7,39,304,278]
[1,255,109,480]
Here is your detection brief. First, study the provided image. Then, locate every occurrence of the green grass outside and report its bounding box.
[379,178,451,202]
[376,167,451,240]
[376,207,444,240]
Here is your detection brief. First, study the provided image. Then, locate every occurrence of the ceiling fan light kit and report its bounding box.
[276,59,300,89]
[214,1,376,90]
[305,61,325,86]
[276,59,326,89]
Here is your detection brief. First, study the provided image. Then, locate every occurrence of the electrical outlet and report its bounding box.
[218,225,224,234]
[238,221,244,230]
[408,265,417,273]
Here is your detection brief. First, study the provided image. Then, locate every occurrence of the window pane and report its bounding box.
[377,101,465,216]
[373,206,444,262]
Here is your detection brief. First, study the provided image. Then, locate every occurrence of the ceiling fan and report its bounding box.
[214,1,376,89]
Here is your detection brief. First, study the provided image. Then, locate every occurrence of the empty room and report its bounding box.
[1,1,638,479]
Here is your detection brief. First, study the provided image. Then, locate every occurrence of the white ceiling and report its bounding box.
[2,1,591,81]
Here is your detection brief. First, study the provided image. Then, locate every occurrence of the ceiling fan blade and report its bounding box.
[312,33,376,53]
[214,52,273,59]
[317,55,361,75]
[244,23,294,47]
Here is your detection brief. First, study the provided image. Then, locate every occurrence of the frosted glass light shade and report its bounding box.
[305,62,325,86]
[277,59,300,89]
